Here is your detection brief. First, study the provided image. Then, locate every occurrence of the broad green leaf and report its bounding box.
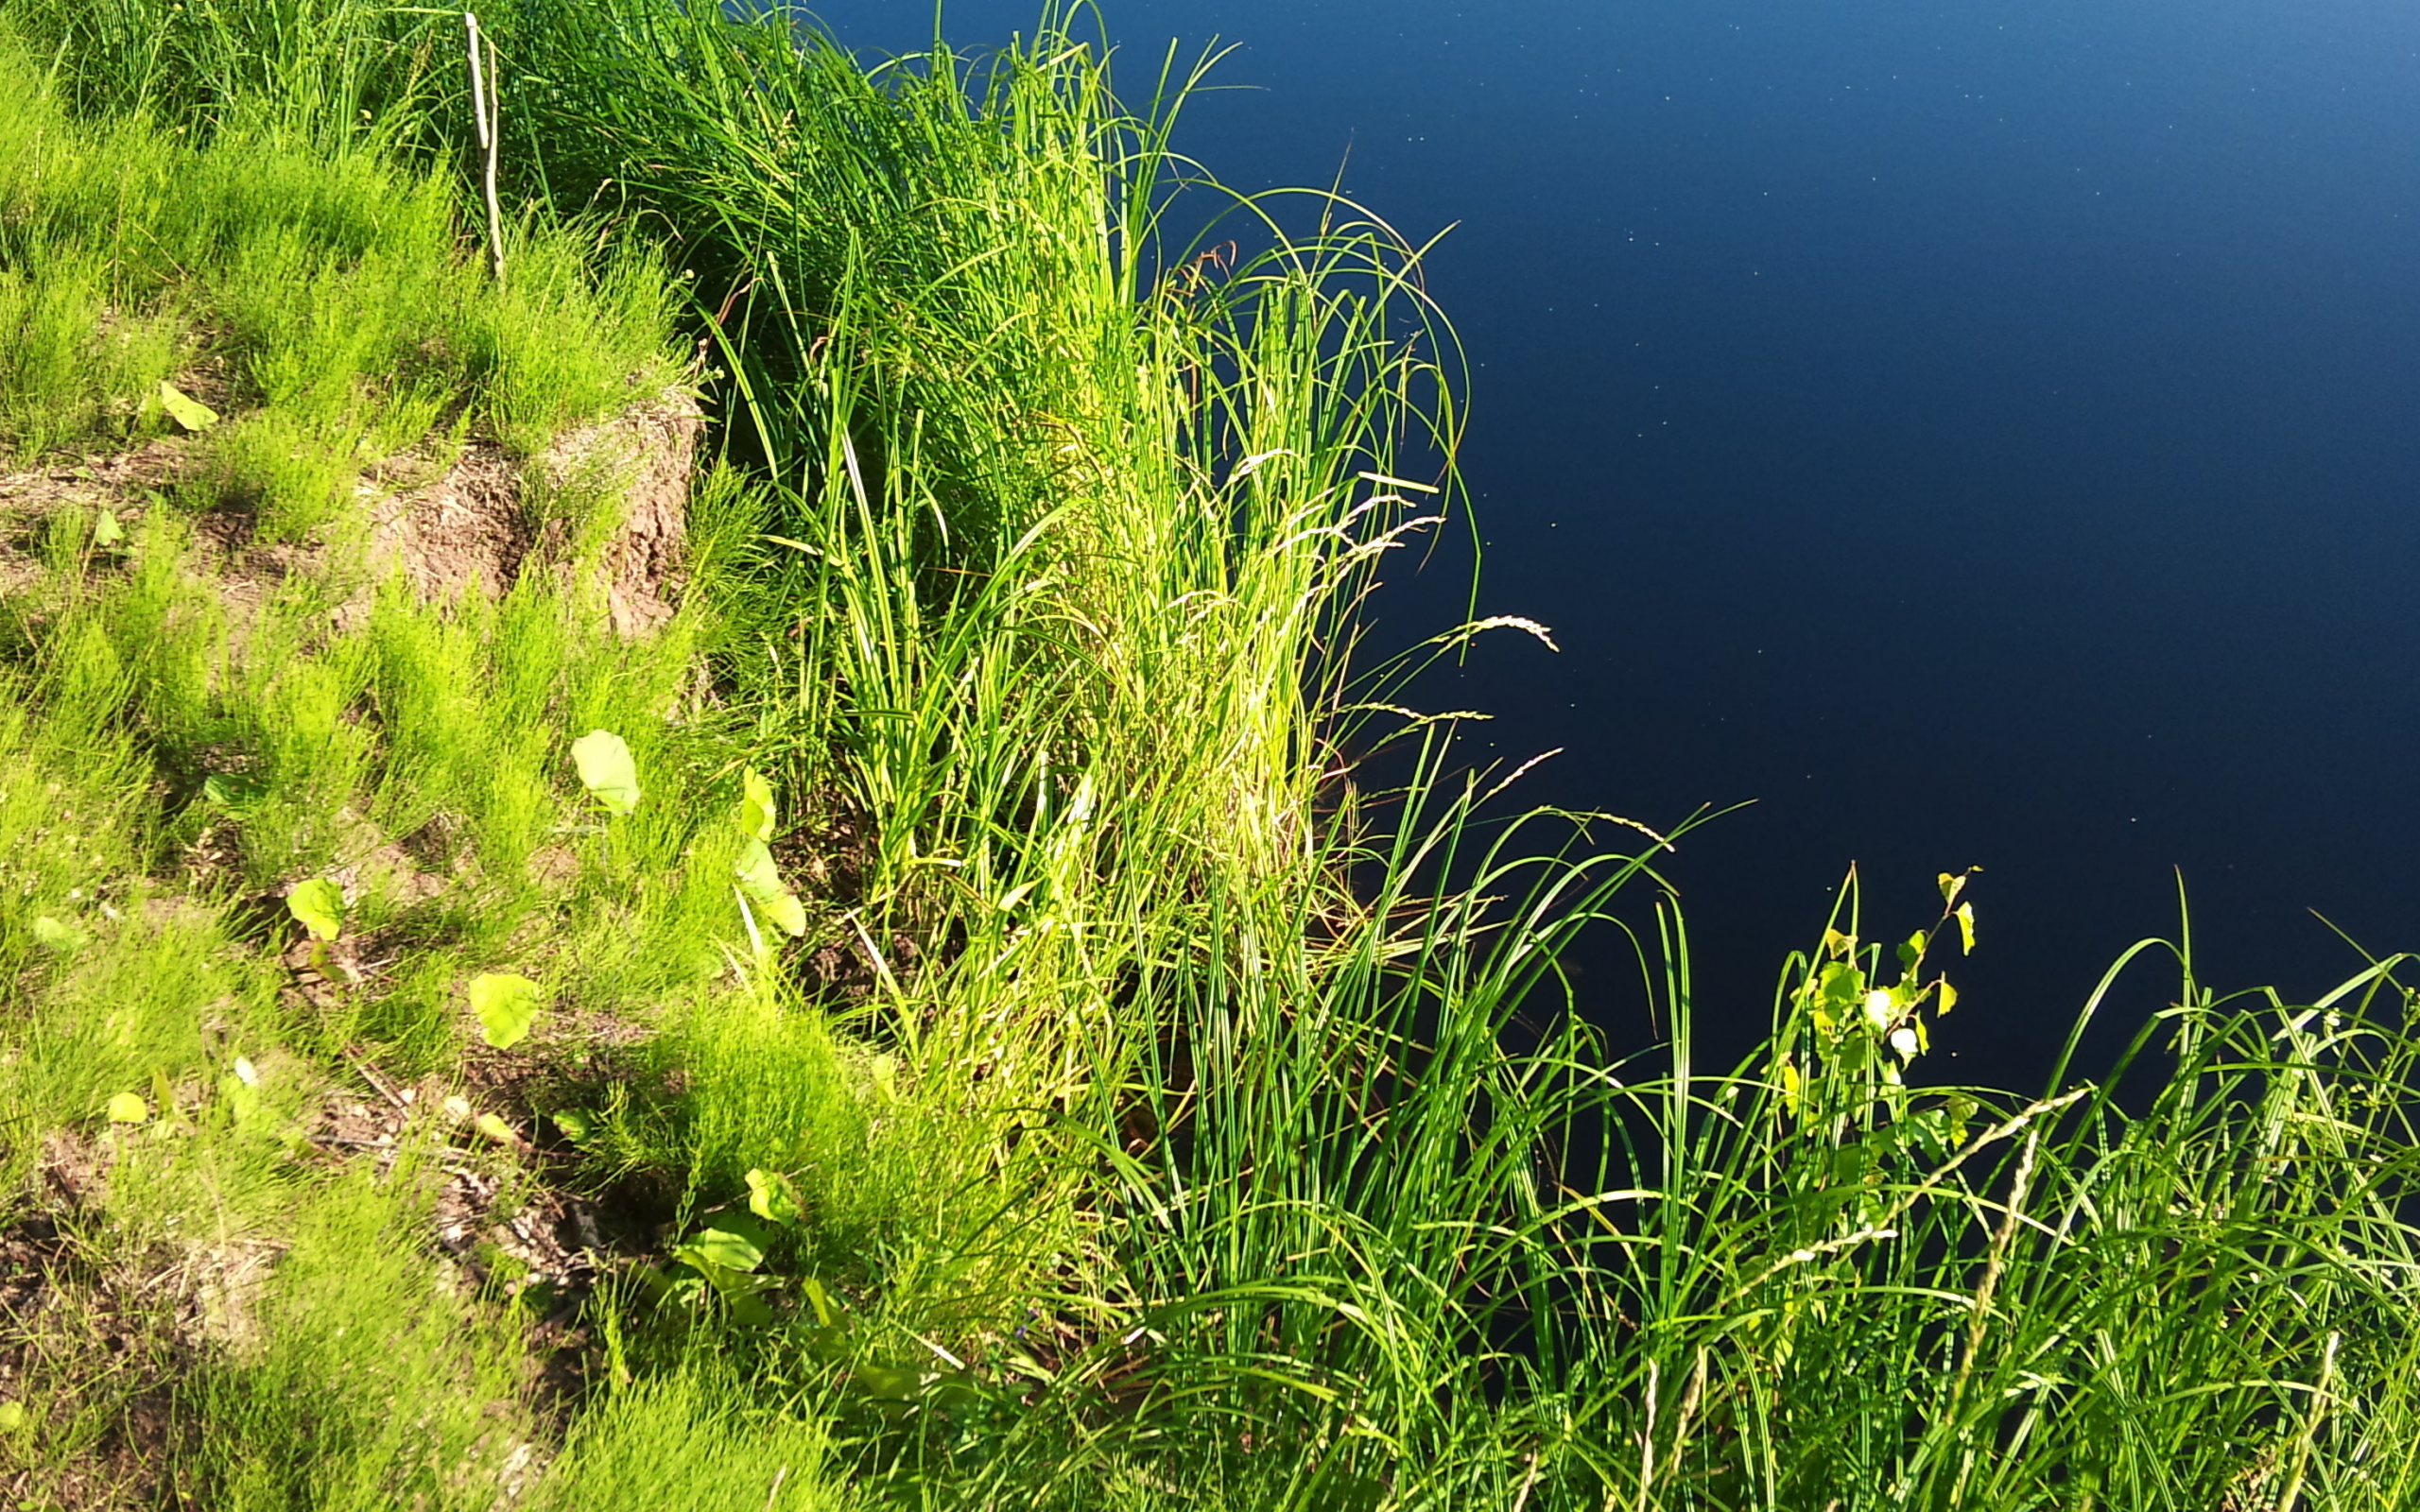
[286,878,344,942]
[219,1074,261,1125]
[851,1363,928,1401]
[741,769,777,842]
[759,888,807,938]
[570,730,641,816]
[735,838,808,936]
[553,1108,594,1143]
[677,1224,764,1274]
[746,1167,804,1227]
[158,379,218,432]
[1816,960,1862,1010]
[474,1112,518,1145]
[1935,980,1958,1016]
[1955,902,1977,954]
[106,1091,148,1125]
[1947,1093,1978,1137]
[92,508,123,547]
[468,971,544,1049]
[0,1400,24,1432]
[201,772,264,813]
[735,837,784,900]
[802,1276,840,1330]
[30,915,85,952]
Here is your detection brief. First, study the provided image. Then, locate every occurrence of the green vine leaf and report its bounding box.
[741,768,777,842]
[570,730,641,816]
[468,972,544,1050]
[157,379,218,433]
[30,916,86,952]
[735,838,808,937]
[746,1167,804,1227]
[286,878,344,942]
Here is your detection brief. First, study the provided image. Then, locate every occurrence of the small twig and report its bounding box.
[464,12,506,284]
[1634,1357,1658,1512]
[344,1050,409,1113]
[312,1134,394,1151]
[1950,1126,2040,1406]
[1509,1451,1543,1512]
[2273,1331,2340,1512]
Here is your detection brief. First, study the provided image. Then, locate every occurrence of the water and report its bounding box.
[824,0,2420,1082]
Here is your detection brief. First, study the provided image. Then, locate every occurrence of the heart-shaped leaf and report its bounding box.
[30,916,85,952]
[158,379,218,432]
[106,1091,149,1125]
[735,838,808,937]
[741,768,777,842]
[285,878,344,942]
[570,730,641,816]
[746,1167,804,1227]
[758,888,808,938]
[675,1224,765,1275]
[201,772,265,814]
[734,837,783,900]
[219,1074,262,1125]
[468,971,544,1050]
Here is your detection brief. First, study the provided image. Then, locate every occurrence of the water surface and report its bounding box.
[828,0,2420,1080]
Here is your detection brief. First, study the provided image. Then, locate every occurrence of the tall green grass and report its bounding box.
[0,35,673,508]
[2,3,2416,1509]
[461,9,2420,1507]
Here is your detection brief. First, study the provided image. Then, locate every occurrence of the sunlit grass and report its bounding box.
[0,3,2414,1509]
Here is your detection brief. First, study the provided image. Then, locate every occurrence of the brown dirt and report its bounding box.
[364,387,701,637]
[0,439,188,603]
[0,1052,661,1507]
[539,388,702,639]
[0,1143,191,1512]
[0,385,701,644]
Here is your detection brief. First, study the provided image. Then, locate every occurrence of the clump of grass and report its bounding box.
[0,33,676,495]
[475,9,2420,1507]
[174,1166,545,1511]
[533,1363,856,1512]
[4,5,2418,1511]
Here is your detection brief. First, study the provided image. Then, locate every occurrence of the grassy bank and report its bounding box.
[1,2,2416,1507]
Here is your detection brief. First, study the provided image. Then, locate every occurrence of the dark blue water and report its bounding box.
[829,1,2420,1082]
